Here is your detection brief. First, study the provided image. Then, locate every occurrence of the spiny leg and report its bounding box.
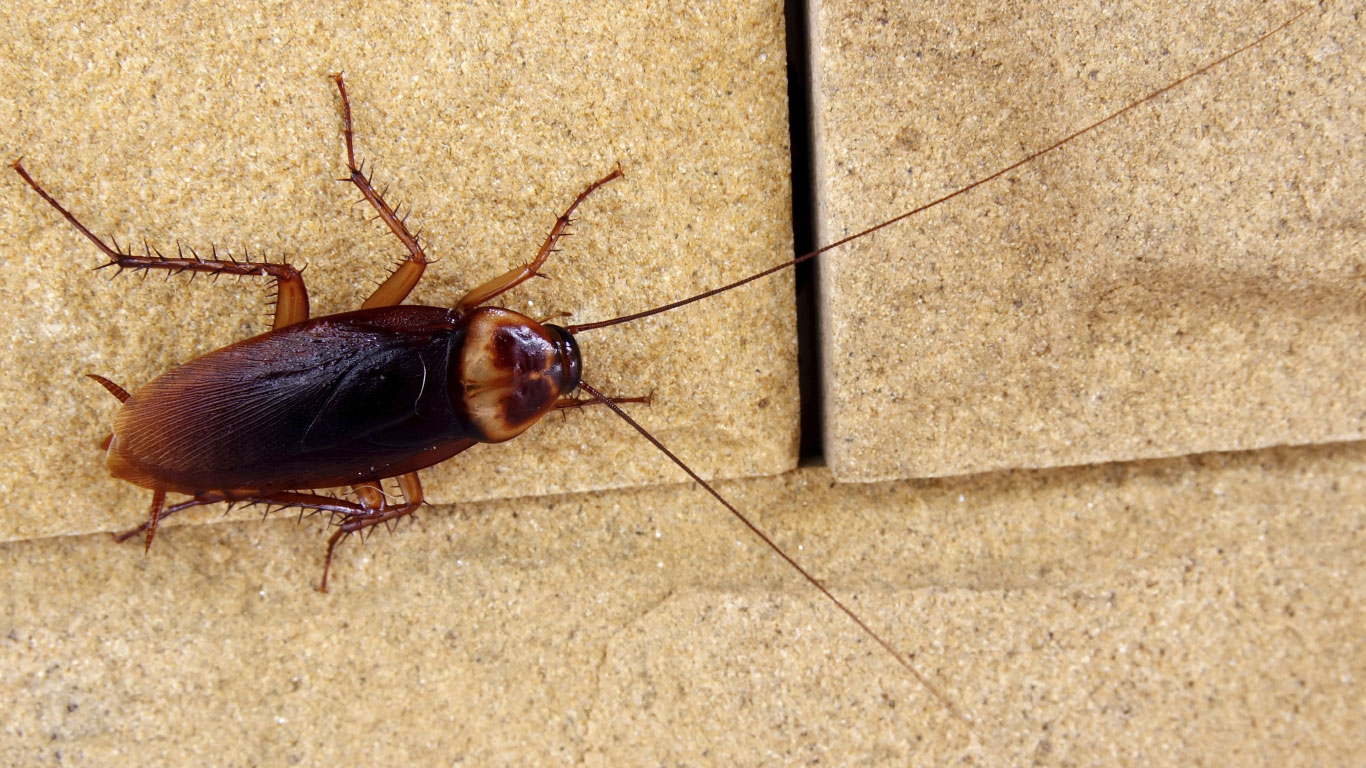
[245,491,372,520]
[321,472,424,592]
[111,490,369,543]
[554,392,653,411]
[110,481,418,590]
[11,160,310,329]
[454,165,623,314]
[113,497,216,543]
[553,392,653,425]
[113,481,434,592]
[333,75,430,309]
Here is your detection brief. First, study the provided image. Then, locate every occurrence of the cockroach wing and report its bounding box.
[107,305,474,495]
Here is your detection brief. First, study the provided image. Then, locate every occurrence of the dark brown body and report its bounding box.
[108,305,579,499]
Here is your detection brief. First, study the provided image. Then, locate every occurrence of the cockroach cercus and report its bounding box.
[11,11,1304,719]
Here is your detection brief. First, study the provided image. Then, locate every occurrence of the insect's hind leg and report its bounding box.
[112,495,222,544]
[106,475,423,593]
[10,160,310,329]
[454,164,623,314]
[332,75,430,309]
[111,489,368,544]
[321,472,425,592]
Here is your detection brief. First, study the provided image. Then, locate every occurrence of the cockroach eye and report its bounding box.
[546,325,582,395]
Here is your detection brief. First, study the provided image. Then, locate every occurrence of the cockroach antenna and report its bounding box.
[567,7,1309,336]
[560,8,1308,718]
[578,380,967,719]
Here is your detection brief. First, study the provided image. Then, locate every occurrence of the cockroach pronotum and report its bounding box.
[10,10,1305,719]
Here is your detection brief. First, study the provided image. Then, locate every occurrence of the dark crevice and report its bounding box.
[784,0,823,466]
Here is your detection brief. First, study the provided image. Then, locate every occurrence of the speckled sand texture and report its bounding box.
[1,0,1363,765]
[2,450,1364,764]
[813,0,1365,480]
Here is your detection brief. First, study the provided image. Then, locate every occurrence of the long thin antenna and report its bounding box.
[577,380,969,720]
[567,6,1309,335]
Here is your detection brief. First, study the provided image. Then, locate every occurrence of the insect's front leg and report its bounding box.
[10,160,310,329]
[332,74,431,310]
[453,164,623,314]
[552,391,654,424]
[553,392,654,411]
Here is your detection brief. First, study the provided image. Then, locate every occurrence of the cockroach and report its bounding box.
[11,11,1303,719]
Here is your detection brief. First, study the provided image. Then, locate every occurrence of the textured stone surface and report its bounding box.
[2,446,1363,765]
[3,2,1364,765]
[812,0,1365,480]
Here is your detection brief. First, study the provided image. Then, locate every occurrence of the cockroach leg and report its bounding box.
[112,497,215,543]
[112,490,367,544]
[249,491,370,518]
[453,164,623,314]
[553,392,652,424]
[351,480,387,512]
[320,472,425,592]
[536,310,573,324]
[10,160,310,329]
[111,478,419,591]
[332,74,430,310]
[553,392,653,411]
[142,488,166,554]
[112,492,255,543]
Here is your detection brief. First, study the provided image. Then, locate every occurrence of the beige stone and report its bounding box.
[2,0,1364,765]
[811,0,1366,480]
[2,446,1363,764]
